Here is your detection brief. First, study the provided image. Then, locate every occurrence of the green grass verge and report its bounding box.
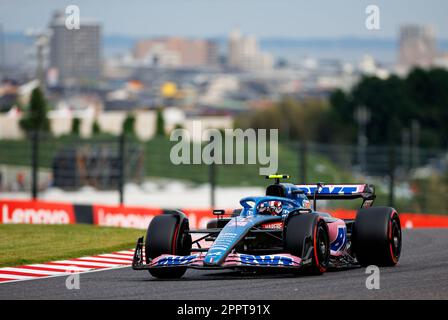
[145,137,354,186]
[0,224,144,268]
[0,136,354,187]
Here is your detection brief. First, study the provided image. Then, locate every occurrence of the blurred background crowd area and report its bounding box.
[0,1,447,214]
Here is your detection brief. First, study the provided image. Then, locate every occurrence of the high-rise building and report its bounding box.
[228,29,242,68]
[399,25,437,70]
[133,37,218,68]
[0,23,4,72]
[227,29,273,72]
[49,11,101,86]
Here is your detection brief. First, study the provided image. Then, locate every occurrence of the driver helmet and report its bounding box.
[257,201,283,215]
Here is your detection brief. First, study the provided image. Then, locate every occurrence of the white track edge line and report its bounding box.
[0,265,132,285]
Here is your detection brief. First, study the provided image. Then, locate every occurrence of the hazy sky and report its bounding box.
[0,0,447,38]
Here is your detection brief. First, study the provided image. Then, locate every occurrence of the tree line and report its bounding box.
[237,68,448,148]
[331,67,448,148]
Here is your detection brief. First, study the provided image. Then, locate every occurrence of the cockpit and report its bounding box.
[265,184,286,197]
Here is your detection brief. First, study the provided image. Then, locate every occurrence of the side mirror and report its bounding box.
[213,209,225,216]
[292,189,305,195]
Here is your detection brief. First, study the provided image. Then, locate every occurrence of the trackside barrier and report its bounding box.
[329,209,448,228]
[93,204,162,229]
[0,199,76,225]
[1,199,448,229]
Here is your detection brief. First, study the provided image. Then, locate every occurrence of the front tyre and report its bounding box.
[352,207,402,267]
[285,213,330,275]
[145,211,192,279]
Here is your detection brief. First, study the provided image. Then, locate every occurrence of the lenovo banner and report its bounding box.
[93,204,163,229]
[2,199,448,229]
[92,206,214,229]
[0,200,75,225]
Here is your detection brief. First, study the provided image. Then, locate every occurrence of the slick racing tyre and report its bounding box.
[145,211,192,279]
[285,213,330,275]
[352,207,402,267]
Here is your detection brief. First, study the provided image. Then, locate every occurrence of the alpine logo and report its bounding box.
[228,218,250,227]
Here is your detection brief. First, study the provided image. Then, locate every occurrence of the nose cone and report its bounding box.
[203,250,223,265]
[204,217,252,265]
[204,228,241,265]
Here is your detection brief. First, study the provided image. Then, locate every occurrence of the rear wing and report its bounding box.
[295,184,376,208]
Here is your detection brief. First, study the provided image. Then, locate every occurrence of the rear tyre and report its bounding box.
[145,212,192,279]
[352,207,401,267]
[285,213,330,275]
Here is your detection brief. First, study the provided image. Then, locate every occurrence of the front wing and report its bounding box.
[132,237,308,270]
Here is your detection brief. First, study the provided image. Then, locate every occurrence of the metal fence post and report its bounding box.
[210,162,216,209]
[118,133,126,205]
[388,144,396,208]
[299,141,307,183]
[209,136,216,209]
[31,130,39,200]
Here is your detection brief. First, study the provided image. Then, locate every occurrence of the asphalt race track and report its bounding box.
[1,229,448,300]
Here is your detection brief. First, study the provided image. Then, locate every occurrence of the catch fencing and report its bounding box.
[0,133,447,214]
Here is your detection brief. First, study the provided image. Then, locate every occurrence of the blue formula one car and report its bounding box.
[132,175,402,278]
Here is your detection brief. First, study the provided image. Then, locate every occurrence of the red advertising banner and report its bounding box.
[1,199,448,229]
[328,209,357,220]
[399,213,448,228]
[180,208,215,229]
[329,209,448,228]
[92,204,163,229]
[0,199,75,225]
[92,206,214,229]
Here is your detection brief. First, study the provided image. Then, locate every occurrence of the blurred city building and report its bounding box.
[133,37,218,68]
[0,78,39,113]
[358,55,390,79]
[49,11,102,86]
[434,53,448,69]
[228,29,273,72]
[0,23,4,73]
[6,11,448,146]
[398,25,437,71]
[199,75,239,105]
